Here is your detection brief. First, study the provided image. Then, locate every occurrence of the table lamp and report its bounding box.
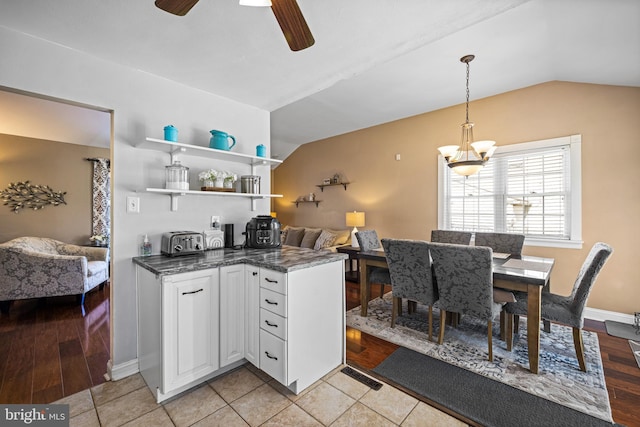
[346,211,365,247]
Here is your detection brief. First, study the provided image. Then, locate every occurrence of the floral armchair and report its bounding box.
[0,236,109,313]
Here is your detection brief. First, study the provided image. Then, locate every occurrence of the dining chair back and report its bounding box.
[355,230,392,300]
[430,230,472,245]
[474,232,525,256]
[428,242,503,361]
[505,242,613,371]
[381,239,438,339]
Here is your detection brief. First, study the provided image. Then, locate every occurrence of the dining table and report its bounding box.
[355,247,554,374]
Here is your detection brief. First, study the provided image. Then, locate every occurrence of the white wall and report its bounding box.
[0,26,271,370]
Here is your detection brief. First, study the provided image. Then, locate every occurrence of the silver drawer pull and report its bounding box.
[182,288,203,295]
[265,278,278,283]
[264,320,278,327]
[264,299,278,305]
[265,351,278,360]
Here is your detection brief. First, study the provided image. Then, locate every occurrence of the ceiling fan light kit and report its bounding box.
[155,0,314,51]
[239,0,272,6]
[438,54,496,177]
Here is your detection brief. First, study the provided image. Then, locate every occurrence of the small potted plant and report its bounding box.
[223,171,238,189]
[198,169,219,189]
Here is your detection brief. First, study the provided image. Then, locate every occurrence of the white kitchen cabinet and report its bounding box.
[258,262,344,394]
[220,264,245,367]
[244,265,260,367]
[137,267,220,402]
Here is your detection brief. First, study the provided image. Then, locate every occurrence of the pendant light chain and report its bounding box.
[465,59,470,124]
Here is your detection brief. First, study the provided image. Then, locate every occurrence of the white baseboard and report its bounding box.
[107,358,140,381]
[584,307,635,324]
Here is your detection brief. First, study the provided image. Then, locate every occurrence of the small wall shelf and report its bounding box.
[137,137,283,211]
[292,200,321,208]
[316,182,349,192]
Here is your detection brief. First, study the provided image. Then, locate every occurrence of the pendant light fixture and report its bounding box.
[438,55,496,177]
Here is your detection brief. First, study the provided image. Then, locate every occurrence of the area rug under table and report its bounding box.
[346,293,612,422]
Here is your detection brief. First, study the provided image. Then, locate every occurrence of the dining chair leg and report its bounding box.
[391,296,398,328]
[487,320,494,362]
[438,309,446,344]
[506,313,513,351]
[427,305,433,341]
[514,314,520,334]
[379,283,385,299]
[572,327,587,372]
[499,311,505,340]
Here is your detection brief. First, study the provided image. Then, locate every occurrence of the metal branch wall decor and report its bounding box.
[1,181,67,213]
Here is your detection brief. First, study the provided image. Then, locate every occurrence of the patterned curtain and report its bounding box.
[91,158,111,239]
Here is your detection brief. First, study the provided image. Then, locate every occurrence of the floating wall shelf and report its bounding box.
[316,182,349,192]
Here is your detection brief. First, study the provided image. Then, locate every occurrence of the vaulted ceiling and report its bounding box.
[1,0,638,161]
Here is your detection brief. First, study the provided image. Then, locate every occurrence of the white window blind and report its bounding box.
[438,135,583,248]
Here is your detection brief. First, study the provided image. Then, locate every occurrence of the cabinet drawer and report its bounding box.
[260,308,287,340]
[260,288,287,317]
[260,269,287,295]
[260,330,287,385]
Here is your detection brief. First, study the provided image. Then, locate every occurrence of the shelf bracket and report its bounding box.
[170,193,185,211]
[169,147,187,164]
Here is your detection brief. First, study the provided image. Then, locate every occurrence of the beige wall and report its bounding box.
[273,81,640,315]
[0,134,110,244]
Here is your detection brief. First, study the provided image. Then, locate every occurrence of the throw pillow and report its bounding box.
[284,227,305,247]
[314,229,338,250]
[280,226,290,245]
[300,228,322,249]
[330,229,351,245]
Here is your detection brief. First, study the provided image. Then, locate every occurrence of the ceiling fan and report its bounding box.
[154,0,315,51]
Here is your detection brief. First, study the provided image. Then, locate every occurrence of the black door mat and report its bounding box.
[341,366,383,390]
[604,320,640,340]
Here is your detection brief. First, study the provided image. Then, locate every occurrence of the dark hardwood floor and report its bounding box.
[1,279,637,426]
[345,281,640,427]
[0,284,110,404]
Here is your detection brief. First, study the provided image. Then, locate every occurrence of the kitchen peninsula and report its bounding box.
[133,246,347,403]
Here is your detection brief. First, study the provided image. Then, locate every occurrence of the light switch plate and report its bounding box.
[127,196,140,213]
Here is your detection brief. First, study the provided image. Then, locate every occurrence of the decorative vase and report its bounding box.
[214,178,224,188]
[224,180,234,189]
[203,179,214,188]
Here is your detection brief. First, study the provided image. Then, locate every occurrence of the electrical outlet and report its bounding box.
[127,196,140,213]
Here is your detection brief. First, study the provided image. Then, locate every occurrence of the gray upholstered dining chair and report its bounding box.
[381,238,438,340]
[474,232,525,256]
[355,230,392,300]
[505,242,613,371]
[430,229,472,245]
[428,242,504,361]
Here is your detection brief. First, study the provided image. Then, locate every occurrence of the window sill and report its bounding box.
[524,237,583,250]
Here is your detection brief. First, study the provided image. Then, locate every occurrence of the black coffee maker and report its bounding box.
[244,216,282,249]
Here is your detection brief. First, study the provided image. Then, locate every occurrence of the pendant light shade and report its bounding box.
[438,55,496,177]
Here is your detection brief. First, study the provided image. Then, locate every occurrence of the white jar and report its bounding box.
[165,161,189,190]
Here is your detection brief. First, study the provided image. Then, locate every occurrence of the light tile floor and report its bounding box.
[55,364,469,426]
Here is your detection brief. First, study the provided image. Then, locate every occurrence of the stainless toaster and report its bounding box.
[161,231,205,256]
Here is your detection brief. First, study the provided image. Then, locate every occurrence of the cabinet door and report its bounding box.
[220,264,245,367]
[162,269,219,393]
[245,265,260,367]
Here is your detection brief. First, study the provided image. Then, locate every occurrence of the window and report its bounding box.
[438,135,582,249]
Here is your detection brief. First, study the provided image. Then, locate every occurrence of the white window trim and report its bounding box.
[438,134,583,249]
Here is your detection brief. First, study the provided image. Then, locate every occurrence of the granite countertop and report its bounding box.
[132,246,348,276]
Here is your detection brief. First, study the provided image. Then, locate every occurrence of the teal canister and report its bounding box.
[256,144,266,157]
[209,130,236,151]
[164,125,178,142]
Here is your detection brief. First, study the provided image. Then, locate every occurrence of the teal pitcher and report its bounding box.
[209,130,236,151]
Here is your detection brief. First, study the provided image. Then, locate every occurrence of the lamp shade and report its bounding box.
[346,211,365,227]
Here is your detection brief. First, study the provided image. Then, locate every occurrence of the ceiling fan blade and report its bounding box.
[271,0,315,51]
[155,0,199,16]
